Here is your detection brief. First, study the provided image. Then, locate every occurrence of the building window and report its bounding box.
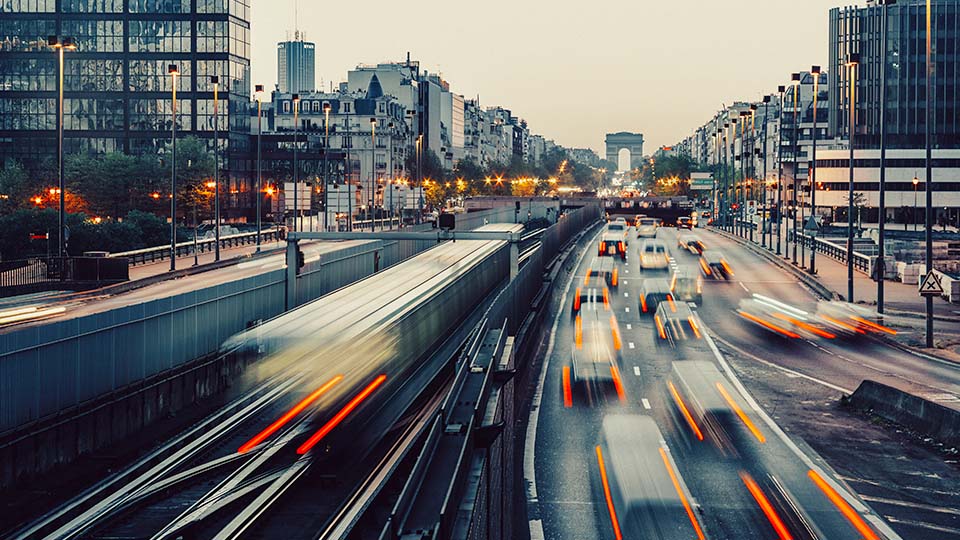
[312,101,320,112]
[343,102,351,113]
[283,101,290,113]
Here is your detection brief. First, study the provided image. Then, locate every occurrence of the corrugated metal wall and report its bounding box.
[0,205,557,437]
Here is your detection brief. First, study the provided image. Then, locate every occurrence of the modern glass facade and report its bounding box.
[277,36,314,94]
[0,0,252,215]
[829,0,960,149]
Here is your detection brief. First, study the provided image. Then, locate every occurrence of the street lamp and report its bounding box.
[323,101,331,231]
[292,93,300,232]
[48,35,75,265]
[913,175,919,232]
[809,65,821,274]
[761,95,771,249]
[924,0,934,347]
[877,0,897,315]
[210,76,221,262]
[749,103,757,243]
[370,117,377,231]
[254,84,263,251]
[846,53,860,303]
[791,72,801,266]
[776,84,786,256]
[168,63,179,271]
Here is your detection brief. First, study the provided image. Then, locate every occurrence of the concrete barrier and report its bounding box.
[845,379,960,448]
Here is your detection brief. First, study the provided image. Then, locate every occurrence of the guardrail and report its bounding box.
[0,256,129,295]
[110,227,283,266]
[788,230,874,275]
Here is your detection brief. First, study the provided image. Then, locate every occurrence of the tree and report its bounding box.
[0,162,31,214]
[158,135,216,216]
[403,149,445,184]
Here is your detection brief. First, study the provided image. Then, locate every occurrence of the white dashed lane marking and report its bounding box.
[641,398,651,409]
[633,366,641,376]
[625,307,630,313]
[628,342,635,349]
[626,324,632,330]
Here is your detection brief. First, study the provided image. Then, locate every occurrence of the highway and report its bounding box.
[525,220,956,540]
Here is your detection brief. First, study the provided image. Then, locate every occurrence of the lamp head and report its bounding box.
[778,85,786,93]
[255,84,264,94]
[811,65,821,76]
[292,93,300,102]
[791,72,801,84]
[210,75,219,85]
[168,64,179,75]
[846,53,860,66]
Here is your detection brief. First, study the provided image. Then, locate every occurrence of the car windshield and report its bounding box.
[640,219,656,226]
[608,223,625,231]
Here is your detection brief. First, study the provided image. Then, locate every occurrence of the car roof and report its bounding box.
[655,301,695,319]
[701,250,724,262]
[641,278,671,293]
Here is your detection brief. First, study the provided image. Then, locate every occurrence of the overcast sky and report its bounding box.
[251,0,844,156]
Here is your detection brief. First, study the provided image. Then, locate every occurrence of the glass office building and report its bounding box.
[829,0,960,149]
[0,0,252,215]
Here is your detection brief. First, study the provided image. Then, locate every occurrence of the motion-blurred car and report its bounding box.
[816,301,897,337]
[654,301,702,345]
[636,217,659,238]
[569,311,625,404]
[699,250,733,279]
[670,266,703,304]
[585,257,619,289]
[677,216,693,229]
[639,278,673,315]
[596,415,706,539]
[639,239,670,270]
[737,294,836,340]
[599,233,627,260]
[571,286,611,316]
[677,234,705,255]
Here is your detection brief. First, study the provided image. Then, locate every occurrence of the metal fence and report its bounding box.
[788,230,874,274]
[110,227,284,266]
[0,256,129,295]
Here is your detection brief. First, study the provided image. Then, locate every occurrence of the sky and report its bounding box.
[251,0,844,157]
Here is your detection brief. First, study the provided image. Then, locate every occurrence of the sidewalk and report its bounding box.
[127,238,286,280]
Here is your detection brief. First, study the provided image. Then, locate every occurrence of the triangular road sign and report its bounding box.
[919,271,944,296]
[803,216,820,232]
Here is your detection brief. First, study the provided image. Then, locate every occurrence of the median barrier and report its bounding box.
[845,379,960,448]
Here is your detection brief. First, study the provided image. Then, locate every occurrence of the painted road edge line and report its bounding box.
[524,226,601,540]
[699,322,903,540]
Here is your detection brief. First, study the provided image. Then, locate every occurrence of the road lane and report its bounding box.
[529,224,898,540]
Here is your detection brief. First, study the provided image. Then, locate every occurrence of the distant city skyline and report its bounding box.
[251,0,842,157]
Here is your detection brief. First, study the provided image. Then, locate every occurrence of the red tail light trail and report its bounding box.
[238,375,344,454]
[296,374,387,454]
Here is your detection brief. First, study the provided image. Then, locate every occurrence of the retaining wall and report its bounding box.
[847,379,960,447]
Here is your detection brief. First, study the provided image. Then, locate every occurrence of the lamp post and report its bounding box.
[370,117,377,231]
[924,0,934,347]
[846,53,859,303]
[791,72,801,265]
[168,64,179,271]
[416,134,424,224]
[776,84,785,256]
[761,95,770,248]
[809,65,821,274]
[913,175,919,232]
[210,76,221,262]
[740,111,748,238]
[876,1,897,314]
[323,102,331,231]
[749,104,757,242]
[254,84,263,251]
[292,93,300,232]
[48,36,75,264]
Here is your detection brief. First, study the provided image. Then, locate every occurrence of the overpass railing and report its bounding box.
[110,226,284,266]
